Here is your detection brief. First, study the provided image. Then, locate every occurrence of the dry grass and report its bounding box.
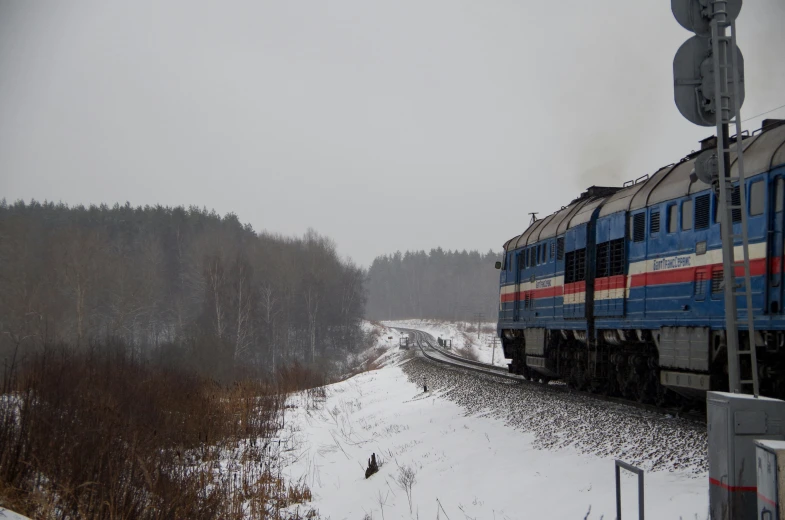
[455,344,479,362]
[0,341,321,519]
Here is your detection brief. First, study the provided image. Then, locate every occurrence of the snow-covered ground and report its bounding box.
[280,344,708,519]
[0,508,31,520]
[381,319,507,367]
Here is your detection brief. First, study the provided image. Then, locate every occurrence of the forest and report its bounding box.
[0,199,369,518]
[0,200,367,381]
[365,248,502,322]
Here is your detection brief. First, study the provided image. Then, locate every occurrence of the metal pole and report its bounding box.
[615,460,645,519]
[730,19,760,397]
[637,468,645,520]
[615,464,622,519]
[711,2,741,394]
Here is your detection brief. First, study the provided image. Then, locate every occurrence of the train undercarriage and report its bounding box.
[501,327,785,405]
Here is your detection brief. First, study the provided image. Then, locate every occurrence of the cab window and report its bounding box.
[682,199,693,231]
[750,180,765,216]
[668,204,678,233]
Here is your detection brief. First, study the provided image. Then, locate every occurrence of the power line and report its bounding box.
[741,102,785,123]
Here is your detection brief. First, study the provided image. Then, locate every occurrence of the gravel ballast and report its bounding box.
[401,356,707,474]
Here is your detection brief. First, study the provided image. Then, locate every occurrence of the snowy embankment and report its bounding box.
[279,323,708,519]
[0,508,30,520]
[382,319,506,367]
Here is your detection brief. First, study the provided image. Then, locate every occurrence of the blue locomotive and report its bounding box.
[496,119,785,404]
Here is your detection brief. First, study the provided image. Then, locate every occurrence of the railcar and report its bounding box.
[496,119,785,404]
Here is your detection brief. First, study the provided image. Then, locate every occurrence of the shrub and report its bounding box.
[0,341,315,519]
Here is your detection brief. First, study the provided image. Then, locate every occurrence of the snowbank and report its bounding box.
[0,508,31,520]
[279,363,707,519]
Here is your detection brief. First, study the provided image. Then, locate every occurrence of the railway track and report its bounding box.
[395,326,706,423]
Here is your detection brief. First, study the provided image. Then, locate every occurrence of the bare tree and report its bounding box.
[232,256,253,362]
[259,283,280,371]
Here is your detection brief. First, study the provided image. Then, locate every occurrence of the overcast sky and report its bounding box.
[1,1,784,266]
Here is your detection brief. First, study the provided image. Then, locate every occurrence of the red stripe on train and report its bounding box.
[499,255,783,302]
[595,275,625,291]
[629,258,768,288]
[500,286,563,302]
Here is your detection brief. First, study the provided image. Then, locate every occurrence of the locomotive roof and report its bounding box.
[503,121,785,252]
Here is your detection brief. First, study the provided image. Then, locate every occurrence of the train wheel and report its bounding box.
[653,384,669,407]
[636,375,654,404]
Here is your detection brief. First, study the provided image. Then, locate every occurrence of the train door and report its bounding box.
[513,250,523,321]
[768,174,785,314]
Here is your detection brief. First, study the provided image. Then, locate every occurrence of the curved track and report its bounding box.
[396,326,706,422]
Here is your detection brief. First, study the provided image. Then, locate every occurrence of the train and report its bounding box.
[495,119,785,405]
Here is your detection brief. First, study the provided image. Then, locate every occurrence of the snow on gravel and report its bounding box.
[383,319,506,367]
[402,357,707,474]
[280,354,708,519]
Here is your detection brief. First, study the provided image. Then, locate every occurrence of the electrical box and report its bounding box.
[708,392,785,519]
[756,440,785,519]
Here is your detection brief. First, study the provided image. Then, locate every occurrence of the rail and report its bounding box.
[410,329,507,372]
[394,326,705,423]
[396,328,525,383]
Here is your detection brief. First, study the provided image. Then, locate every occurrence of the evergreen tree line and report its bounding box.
[0,200,366,381]
[365,248,502,322]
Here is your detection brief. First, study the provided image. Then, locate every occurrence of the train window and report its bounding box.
[565,251,575,283]
[681,199,693,231]
[610,238,625,276]
[557,237,565,260]
[540,244,546,264]
[715,185,742,223]
[574,248,586,282]
[668,204,678,233]
[749,180,764,216]
[631,213,645,242]
[776,178,784,213]
[565,248,586,283]
[596,242,610,278]
[650,211,660,235]
[537,245,542,265]
[595,239,624,278]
